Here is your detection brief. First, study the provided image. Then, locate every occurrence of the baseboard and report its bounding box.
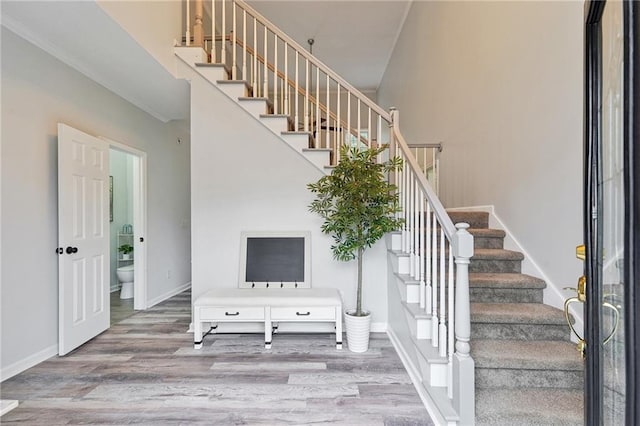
[387,328,449,426]
[446,205,583,339]
[146,282,191,309]
[0,400,19,416]
[0,343,58,383]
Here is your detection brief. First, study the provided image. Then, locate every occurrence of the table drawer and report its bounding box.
[271,306,336,321]
[199,306,265,321]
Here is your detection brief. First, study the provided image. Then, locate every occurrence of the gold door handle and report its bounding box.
[576,244,585,261]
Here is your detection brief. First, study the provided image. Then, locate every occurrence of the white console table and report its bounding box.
[193,288,343,349]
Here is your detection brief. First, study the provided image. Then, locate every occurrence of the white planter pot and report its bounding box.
[122,254,131,260]
[345,310,371,353]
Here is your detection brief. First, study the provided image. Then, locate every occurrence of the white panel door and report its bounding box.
[58,123,110,356]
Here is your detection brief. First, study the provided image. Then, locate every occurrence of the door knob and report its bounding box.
[65,246,78,254]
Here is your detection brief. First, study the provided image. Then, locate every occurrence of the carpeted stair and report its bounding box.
[448,211,584,426]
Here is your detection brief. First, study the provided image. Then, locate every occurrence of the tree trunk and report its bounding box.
[356,247,364,316]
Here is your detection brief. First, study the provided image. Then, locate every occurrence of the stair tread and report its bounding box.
[402,301,430,319]
[471,302,567,324]
[413,336,448,364]
[303,147,332,153]
[472,248,524,260]
[476,388,583,426]
[469,273,546,289]
[472,340,582,370]
[468,228,506,238]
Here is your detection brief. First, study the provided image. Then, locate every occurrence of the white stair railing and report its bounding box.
[182,2,474,422]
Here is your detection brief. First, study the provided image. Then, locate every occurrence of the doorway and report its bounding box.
[106,139,148,314]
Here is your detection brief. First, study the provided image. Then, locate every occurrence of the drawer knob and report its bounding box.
[225,311,240,316]
[296,311,311,316]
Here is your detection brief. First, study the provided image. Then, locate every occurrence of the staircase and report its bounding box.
[176,1,584,424]
[450,211,584,425]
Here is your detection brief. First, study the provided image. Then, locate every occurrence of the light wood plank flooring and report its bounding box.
[110,290,134,325]
[1,290,433,425]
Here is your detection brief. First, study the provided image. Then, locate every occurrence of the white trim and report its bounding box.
[446,205,584,339]
[387,328,449,426]
[0,344,57,383]
[370,322,388,333]
[147,282,192,309]
[0,400,19,416]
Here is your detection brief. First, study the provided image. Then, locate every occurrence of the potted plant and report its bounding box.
[308,144,403,352]
[118,244,133,260]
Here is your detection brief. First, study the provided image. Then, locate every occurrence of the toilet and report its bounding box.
[116,264,134,299]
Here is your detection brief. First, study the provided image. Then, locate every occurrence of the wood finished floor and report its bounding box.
[1,289,433,425]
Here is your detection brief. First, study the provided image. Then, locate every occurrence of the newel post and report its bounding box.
[452,222,475,425]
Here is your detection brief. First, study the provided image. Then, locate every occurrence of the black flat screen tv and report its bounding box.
[239,231,311,288]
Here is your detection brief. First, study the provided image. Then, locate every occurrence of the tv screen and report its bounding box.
[239,232,311,288]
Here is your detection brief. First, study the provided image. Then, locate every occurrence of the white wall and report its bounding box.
[188,67,388,327]
[97,0,183,76]
[1,27,191,378]
[378,1,584,310]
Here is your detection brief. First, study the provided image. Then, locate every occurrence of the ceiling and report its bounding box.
[1,1,411,122]
[246,1,412,92]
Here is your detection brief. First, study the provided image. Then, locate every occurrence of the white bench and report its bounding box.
[193,288,343,349]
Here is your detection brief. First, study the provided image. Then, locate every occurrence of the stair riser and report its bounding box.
[470,288,543,304]
[237,99,268,117]
[260,116,289,134]
[217,83,249,99]
[473,237,504,249]
[471,323,570,341]
[416,351,448,387]
[470,259,521,273]
[447,212,489,229]
[476,368,583,390]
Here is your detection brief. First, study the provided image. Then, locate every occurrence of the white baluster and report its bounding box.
[304,59,309,132]
[452,222,474,425]
[194,0,203,46]
[252,17,257,94]
[425,203,432,314]
[316,68,320,146]
[419,191,425,310]
[273,33,278,114]
[336,83,340,163]
[439,228,446,357]
[431,213,438,346]
[367,107,372,148]
[232,2,236,79]
[186,0,191,46]
[326,75,330,149]
[295,51,299,131]
[263,26,268,98]
[377,115,382,148]
[284,43,288,115]
[242,9,246,79]
[447,245,455,398]
[409,173,415,278]
[357,98,361,149]
[414,177,420,280]
[347,93,351,148]
[211,0,215,61]
[221,0,225,60]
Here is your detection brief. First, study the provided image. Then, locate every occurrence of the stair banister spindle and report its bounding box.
[431,213,438,346]
[357,98,361,149]
[294,51,299,131]
[316,68,320,145]
[263,26,268,98]
[346,94,351,149]
[325,75,330,149]
[367,108,372,148]
[221,0,225,60]
[439,227,446,357]
[252,17,257,94]
[304,59,309,132]
[232,2,237,79]
[452,222,474,423]
[414,175,420,280]
[284,44,289,115]
[409,172,415,279]
[425,203,432,314]
[419,191,425,310]
[194,0,203,46]
[185,0,191,46]
[242,9,247,79]
[447,246,455,398]
[211,0,215,60]
[273,33,278,114]
[336,83,341,163]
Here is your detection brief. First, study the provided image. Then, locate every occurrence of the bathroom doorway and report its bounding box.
[107,140,147,324]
